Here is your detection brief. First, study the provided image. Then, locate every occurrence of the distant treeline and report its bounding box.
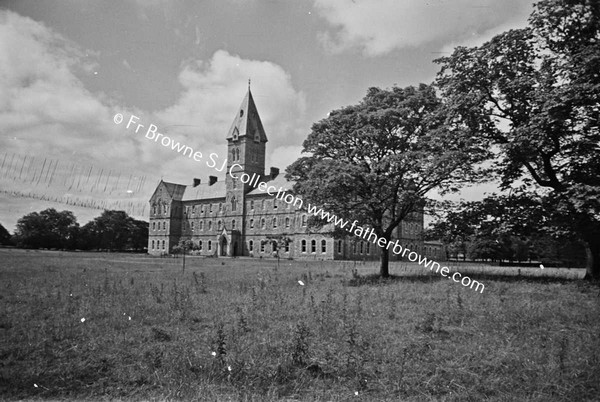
[0,209,148,252]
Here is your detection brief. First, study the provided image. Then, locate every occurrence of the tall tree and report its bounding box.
[435,0,600,279]
[81,210,148,251]
[14,208,79,249]
[0,223,11,245]
[286,84,487,277]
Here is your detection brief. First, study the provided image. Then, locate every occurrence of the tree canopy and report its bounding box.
[14,208,79,249]
[435,0,600,278]
[286,83,487,276]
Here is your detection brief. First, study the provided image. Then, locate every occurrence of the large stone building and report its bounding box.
[148,87,444,261]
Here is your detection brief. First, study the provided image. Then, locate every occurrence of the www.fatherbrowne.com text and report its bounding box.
[114,113,484,293]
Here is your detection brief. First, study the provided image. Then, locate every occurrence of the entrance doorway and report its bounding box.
[220,237,228,256]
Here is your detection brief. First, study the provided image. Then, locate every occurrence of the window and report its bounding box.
[353,242,357,254]
[151,240,155,249]
[208,221,212,231]
[219,203,222,212]
[366,242,371,254]
[153,206,156,215]
[285,242,290,252]
[273,200,277,209]
[337,240,342,253]
[260,241,265,252]
[200,221,204,230]
[192,205,195,216]
[208,241,212,251]
[250,219,254,228]
[261,218,266,229]
[152,222,156,230]
[191,222,195,231]
[249,240,254,251]
[209,204,213,213]
[301,240,307,253]
[360,242,364,254]
[164,205,167,214]
[285,217,290,228]
[199,241,203,250]
[218,220,222,230]
[232,220,236,229]
[310,240,316,253]
[250,200,254,210]
[272,217,277,228]
[231,196,237,211]
[201,204,204,213]
[163,221,166,230]
[321,239,326,253]
[162,240,165,250]
[301,215,307,227]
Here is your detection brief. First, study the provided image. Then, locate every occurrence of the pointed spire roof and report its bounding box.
[226,86,268,142]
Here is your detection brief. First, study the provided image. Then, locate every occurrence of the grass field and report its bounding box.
[1,249,599,401]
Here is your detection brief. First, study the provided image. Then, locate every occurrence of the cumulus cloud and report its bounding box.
[314,0,533,56]
[155,49,307,177]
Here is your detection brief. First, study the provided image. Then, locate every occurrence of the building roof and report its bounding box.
[246,174,295,196]
[181,180,226,201]
[225,87,268,143]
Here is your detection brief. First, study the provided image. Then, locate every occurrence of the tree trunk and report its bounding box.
[380,246,390,278]
[583,235,600,280]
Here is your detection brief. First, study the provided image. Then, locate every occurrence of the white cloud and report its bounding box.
[314,0,533,56]
[155,50,307,179]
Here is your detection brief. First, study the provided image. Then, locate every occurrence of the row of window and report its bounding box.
[151,240,167,250]
[178,215,309,232]
[152,221,168,231]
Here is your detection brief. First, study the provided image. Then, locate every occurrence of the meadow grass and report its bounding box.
[0,249,599,401]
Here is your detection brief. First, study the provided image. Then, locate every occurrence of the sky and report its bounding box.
[0,0,535,232]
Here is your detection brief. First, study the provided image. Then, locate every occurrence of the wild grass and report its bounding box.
[0,249,598,401]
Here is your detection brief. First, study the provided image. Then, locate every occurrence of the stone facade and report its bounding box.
[148,87,444,261]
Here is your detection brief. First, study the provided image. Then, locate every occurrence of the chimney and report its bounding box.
[209,176,218,186]
[270,167,280,179]
[193,178,201,187]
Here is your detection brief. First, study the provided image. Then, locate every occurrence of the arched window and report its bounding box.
[366,242,371,254]
[311,239,316,253]
[260,241,265,252]
[199,240,203,250]
[301,239,307,253]
[218,220,222,230]
[337,240,343,253]
[261,218,266,229]
[232,220,236,229]
[359,242,364,254]
[231,196,237,211]
[152,205,156,215]
[301,215,307,226]
[285,242,290,252]
[250,219,254,228]
[208,241,212,251]
[192,205,195,216]
[272,217,277,228]
[191,222,195,231]
[321,239,326,253]
[208,221,212,231]
[249,240,254,251]
[163,221,166,230]
[151,240,155,250]
[285,217,290,228]
[152,222,156,230]
[162,240,165,250]
[250,200,254,210]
